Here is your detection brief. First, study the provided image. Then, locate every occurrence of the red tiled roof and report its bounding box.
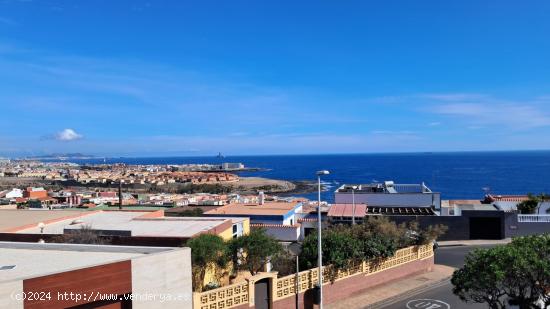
[327,203,367,218]
[488,194,530,202]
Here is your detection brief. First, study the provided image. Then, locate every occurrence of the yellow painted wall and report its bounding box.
[242,219,250,235]
[218,226,234,240]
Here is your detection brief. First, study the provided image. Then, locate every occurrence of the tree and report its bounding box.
[270,251,296,277]
[299,217,447,272]
[517,194,540,214]
[187,234,230,292]
[299,226,363,271]
[228,228,282,275]
[451,247,508,309]
[406,221,448,245]
[53,225,110,245]
[452,234,550,309]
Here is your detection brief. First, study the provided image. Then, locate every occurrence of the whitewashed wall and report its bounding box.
[131,248,193,309]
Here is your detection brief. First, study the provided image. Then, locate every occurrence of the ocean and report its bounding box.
[61,151,550,203]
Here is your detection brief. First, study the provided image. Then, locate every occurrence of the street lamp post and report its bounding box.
[351,186,357,225]
[316,170,329,309]
[288,242,302,309]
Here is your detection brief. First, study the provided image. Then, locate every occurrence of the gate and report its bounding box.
[254,278,271,309]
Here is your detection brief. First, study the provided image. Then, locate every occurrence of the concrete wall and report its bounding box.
[262,226,300,242]
[386,212,550,241]
[131,248,193,309]
[504,213,550,238]
[0,281,23,309]
[384,215,470,241]
[0,233,187,247]
[273,256,434,309]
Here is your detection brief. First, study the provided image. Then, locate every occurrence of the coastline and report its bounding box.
[0,176,316,196]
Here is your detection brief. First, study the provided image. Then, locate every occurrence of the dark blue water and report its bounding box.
[63,151,550,202]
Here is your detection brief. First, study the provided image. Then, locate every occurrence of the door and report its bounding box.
[470,217,502,239]
[254,278,270,309]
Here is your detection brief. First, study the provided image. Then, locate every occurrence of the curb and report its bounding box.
[436,244,466,248]
[366,277,452,309]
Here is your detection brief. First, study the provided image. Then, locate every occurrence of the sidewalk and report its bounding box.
[326,265,455,309]
[437,238,511,247]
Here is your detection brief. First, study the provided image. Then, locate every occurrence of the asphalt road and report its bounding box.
[377,245,497,309]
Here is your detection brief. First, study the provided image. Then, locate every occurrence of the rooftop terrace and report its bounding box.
[336,181,434,194]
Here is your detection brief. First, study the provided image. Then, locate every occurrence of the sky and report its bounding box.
[1,0,550,157]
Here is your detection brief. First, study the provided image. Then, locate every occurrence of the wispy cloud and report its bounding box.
[370,93,550,131]
[55,129,83,141]
[433,102,550,129]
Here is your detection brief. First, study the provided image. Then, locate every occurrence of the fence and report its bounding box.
[193,244,433,309]
[518,214,550,223]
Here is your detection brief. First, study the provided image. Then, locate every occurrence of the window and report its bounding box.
[232,223,241,239]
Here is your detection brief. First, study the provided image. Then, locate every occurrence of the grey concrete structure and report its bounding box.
[382,211,550,241]
[335,181,441,210]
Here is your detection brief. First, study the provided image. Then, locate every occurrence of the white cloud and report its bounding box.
[55,129,83,141]
[433,102,550,129]
[371,93,550,131]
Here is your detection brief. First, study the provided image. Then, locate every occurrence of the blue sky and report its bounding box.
[1,0,550,157]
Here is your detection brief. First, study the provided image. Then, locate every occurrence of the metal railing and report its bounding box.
[518,214,550,223]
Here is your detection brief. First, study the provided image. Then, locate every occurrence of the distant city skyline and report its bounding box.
[1,1,550,157]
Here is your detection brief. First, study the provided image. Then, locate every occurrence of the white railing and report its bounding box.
[518,214,550,223]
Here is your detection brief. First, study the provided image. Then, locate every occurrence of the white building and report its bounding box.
[5,188,23,199]
[221,162,244,170]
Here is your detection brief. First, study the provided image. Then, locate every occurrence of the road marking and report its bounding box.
[406,299,450,309]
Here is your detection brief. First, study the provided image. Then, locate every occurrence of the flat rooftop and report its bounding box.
[64,217,236,237]
[11,210,244,238]
[14,211,144,234]
[0,209,90,232]
[0,242,174,283]
[205,202,301,216]
[336,181,433,194]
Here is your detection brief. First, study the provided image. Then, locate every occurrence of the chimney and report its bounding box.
[259,191,265,205]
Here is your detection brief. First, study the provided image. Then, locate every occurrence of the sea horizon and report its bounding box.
[11,148,550,160]
[21,151,550,203]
